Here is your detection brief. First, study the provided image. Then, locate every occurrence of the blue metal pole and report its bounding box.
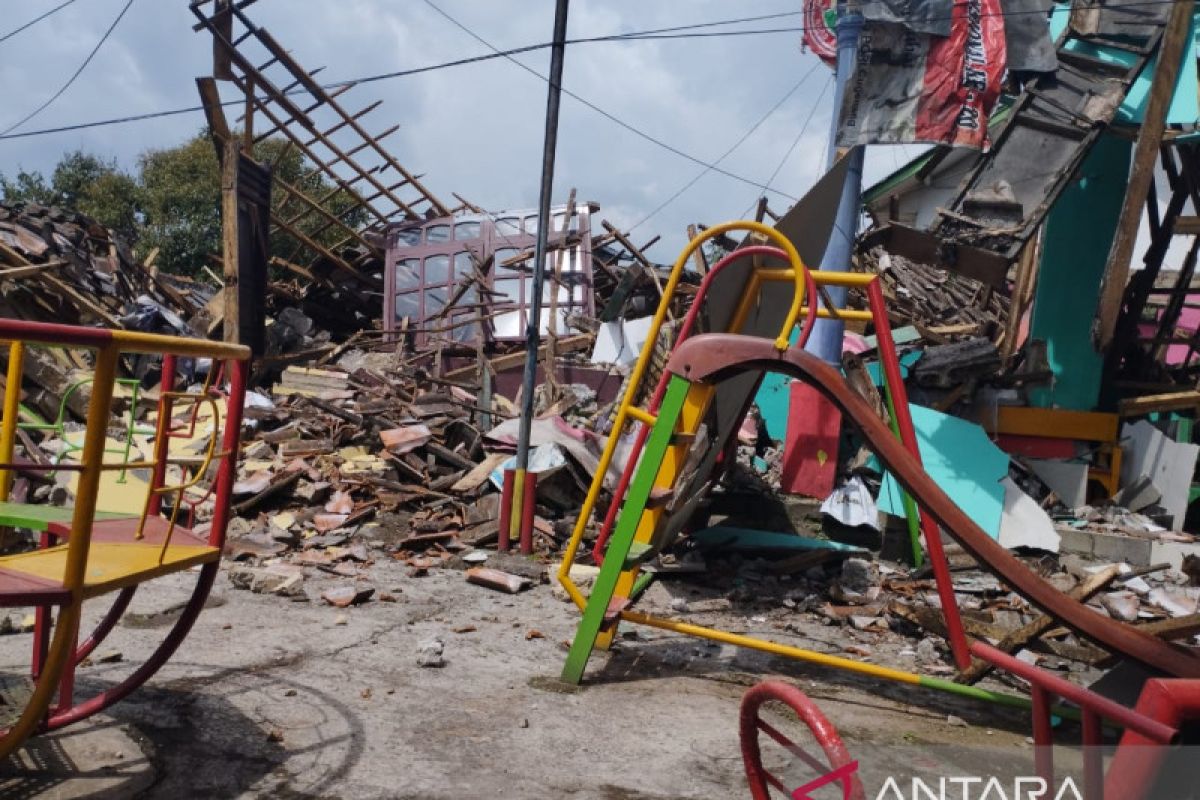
[805,2,865,364]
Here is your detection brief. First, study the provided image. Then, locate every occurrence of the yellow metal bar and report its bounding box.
[556,220,809,610]
[508,468,526,545]
[812,272,877,288]
[626,406,658,426]
[756,269,875,289]
[0,344,119,761]
[816,308,872,322]
[0,341,25,501]
[620,610,922,685]
[108,330,250,359]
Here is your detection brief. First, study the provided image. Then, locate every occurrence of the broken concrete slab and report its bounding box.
[997,477,1060,552]
[1028,459,1089,509]
[1120,420,1200,530]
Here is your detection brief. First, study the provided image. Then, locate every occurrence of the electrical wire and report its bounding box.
[0,0,1190,143]
[421,0,801,201]
[629,60,824,234]
[741,75,835,219]
[1,0,137,136]
[0,0,80,46]
[0,15,821,143]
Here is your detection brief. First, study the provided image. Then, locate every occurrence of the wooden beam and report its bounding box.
[443,335,593,380]
[1094,0,1195,349]
[221,138,241,344]
[1119,390,1200,417]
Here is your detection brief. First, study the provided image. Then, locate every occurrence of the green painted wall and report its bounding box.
[1028,133,1132,411]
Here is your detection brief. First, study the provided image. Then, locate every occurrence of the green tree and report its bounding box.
[0,167,55,205]
[1,152,141,243]
[137,134,222,274]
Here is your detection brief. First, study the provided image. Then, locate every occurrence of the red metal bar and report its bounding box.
[1105,679,1198,800]
[498,469,515,552]
[0,319,114,348]
[867,278,970,671]
[1081,709,1103,800]
[31,531,54,680]
[204,358,247,549]
[739,680,864,800]
[73,587,137,666]
[971,641,1180,742]
[519,472,537,555]
[1031,685,1055,787]
[592,245,817,566]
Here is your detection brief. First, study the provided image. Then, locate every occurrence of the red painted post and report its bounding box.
[497,469,515,552]
[868,278,971,671]
[1031,685,1055,787]
[519,472,538,554]
[1082,709,1103,800]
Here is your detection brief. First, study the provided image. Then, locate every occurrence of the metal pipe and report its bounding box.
[806,2,864,364]
[869,279,970,671]
[0,341,25,501]
[512,0,570,542]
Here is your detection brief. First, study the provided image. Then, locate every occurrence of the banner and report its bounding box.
[836,0,1007,149]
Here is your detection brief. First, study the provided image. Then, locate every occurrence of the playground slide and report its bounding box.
[667,333,1200,679]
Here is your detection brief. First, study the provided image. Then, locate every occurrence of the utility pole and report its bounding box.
[805,0,864,363]
[509,0,570,551]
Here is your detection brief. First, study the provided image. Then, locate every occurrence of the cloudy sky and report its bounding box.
[0,0,923,259]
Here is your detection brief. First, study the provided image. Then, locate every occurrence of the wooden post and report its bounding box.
[221,138,241,345]
[1094,1,1194,349]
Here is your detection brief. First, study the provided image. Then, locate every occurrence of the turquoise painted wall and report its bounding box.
[1028,133,1132,411]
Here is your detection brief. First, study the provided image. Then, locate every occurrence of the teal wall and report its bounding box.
[1028,133,1132,411]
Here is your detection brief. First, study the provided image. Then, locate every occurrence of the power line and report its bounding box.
[0,14,821,143]
[630,60,824,234]
[0,0,80,46]
[1,0,1187,143]
[742,75,834,219]
[421,0,800,201]
[1,0,137,136]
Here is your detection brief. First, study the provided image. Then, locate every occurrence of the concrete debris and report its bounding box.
[417,638,446,668]
[321,585,376,607]
[228,564,305,597]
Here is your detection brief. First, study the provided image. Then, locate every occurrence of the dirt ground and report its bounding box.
[0,553,1083,799]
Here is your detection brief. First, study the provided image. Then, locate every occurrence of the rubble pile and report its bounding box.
[0,201,207,335]
[219,350,606,602]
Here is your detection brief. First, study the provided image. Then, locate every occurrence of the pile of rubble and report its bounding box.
[219,349,606,604]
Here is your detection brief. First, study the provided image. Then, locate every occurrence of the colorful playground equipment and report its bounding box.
[740,642,1200,799]
[0,319,249,759]
[557,221,1200,696]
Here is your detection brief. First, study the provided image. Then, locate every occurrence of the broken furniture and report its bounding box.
[0,319,249,760]
[982,406,1123,499]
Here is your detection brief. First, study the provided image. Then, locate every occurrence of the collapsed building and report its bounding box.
[0,0,1199,742]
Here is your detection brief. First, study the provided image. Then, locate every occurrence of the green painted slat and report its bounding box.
[561,375,692,685]
[0,501,134,531]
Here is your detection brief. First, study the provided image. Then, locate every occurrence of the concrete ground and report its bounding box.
[0,556,1082,799]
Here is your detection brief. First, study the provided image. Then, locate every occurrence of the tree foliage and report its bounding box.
[0,131,368,275]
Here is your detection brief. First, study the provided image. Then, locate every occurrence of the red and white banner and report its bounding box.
[836,0,1006,149]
